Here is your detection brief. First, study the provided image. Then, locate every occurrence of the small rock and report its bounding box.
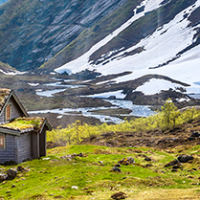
[171,168,178,172]
[144,157,151,161]
[71,186,79,190]
[111,192,128,200]
[98,161,104,166]
[118,157,135,165]
[146,163,153,167]
[0,173,8,181]
[177,155,193,163]
[190,131,200,138]
[11,184,16,188]
[110,166,121,173]
[164,159,180,167]
[17,166,27,172]
[114,163,121,168]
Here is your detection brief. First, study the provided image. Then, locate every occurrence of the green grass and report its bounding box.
[0,117,43,130]
[1,145,200,199]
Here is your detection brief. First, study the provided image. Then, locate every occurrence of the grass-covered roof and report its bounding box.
[0,88,11,110]
[0,117,45,132]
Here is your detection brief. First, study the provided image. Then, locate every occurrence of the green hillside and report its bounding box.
[1,145,200,199]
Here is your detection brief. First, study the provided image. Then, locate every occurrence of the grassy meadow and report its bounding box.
[1,100,200,199]
[1,145,200,199]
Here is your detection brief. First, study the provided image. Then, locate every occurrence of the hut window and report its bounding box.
[5,104,11,120]
[0,135,5,149]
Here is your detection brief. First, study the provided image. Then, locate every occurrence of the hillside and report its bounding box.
[0,0,200,120]
[0,60,17,74]
[1,144,200,199]
[0,0,129,71]
[1,101,200,199]
[81,117,200,149]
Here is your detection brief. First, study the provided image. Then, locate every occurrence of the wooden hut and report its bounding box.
[0,89,52,164]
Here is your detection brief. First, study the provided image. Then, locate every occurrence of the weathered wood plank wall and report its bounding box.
[16,133,32,163]
[0,134,16,163]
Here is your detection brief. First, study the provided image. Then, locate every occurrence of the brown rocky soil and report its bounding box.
[81,118,200,150]
[30,113,101,128]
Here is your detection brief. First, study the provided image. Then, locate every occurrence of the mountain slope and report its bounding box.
[1,0,200,107]
[50,0,200,96]
[0,60,18,74]
[0,0,130,71]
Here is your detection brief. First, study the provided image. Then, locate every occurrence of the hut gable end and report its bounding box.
[0,89,28,125]
[0,88,52,164]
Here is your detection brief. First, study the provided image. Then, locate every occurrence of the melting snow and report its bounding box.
[134,79,187,95]
[54,0,200,94]
[55,0,164,74]
[28,83,39,86]
[85,90,126,99]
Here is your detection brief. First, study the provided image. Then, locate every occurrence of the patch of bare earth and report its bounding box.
[81,118,200,150]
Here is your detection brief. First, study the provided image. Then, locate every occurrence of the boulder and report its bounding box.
[177,155,193,163]
[6,169,17,180]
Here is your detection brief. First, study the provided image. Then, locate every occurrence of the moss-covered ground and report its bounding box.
[1,145,200,199]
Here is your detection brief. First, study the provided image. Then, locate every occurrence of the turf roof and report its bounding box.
[0,88,11,110]
[0,117,45,132]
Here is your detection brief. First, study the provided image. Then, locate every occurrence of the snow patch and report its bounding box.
[85,90,126,99]
[134,78,186,95]
[28,83,39,87]
[55,0,164,74]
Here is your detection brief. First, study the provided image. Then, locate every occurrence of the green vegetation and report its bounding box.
[1,117,44,130]
[40,0,143,71]
[1,145,200,199]
[47,100,200,145]
[0,61,15,72]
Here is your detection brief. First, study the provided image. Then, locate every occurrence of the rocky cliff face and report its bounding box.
[0,0,129,71]
[1,0,200,106]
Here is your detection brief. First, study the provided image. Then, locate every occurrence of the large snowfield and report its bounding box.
[55,0,200,95]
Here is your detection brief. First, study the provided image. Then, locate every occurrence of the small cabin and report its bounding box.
[0,89,52,164]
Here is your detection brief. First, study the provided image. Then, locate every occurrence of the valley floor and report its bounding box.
[1,143,200,200]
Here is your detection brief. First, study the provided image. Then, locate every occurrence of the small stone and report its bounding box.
[0,173,8,181]
[164,159,180,167]
[111,192,128,200]
[177,155,193,163]
[98,161,104,166]
[11,184,16,188]
[114,163,121,168]
[171,168,178,172]
[110,167,121,173]
[144,157,151,161]
[71,186,79,190]
[17,166,27,172]
[118,157,135,165]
